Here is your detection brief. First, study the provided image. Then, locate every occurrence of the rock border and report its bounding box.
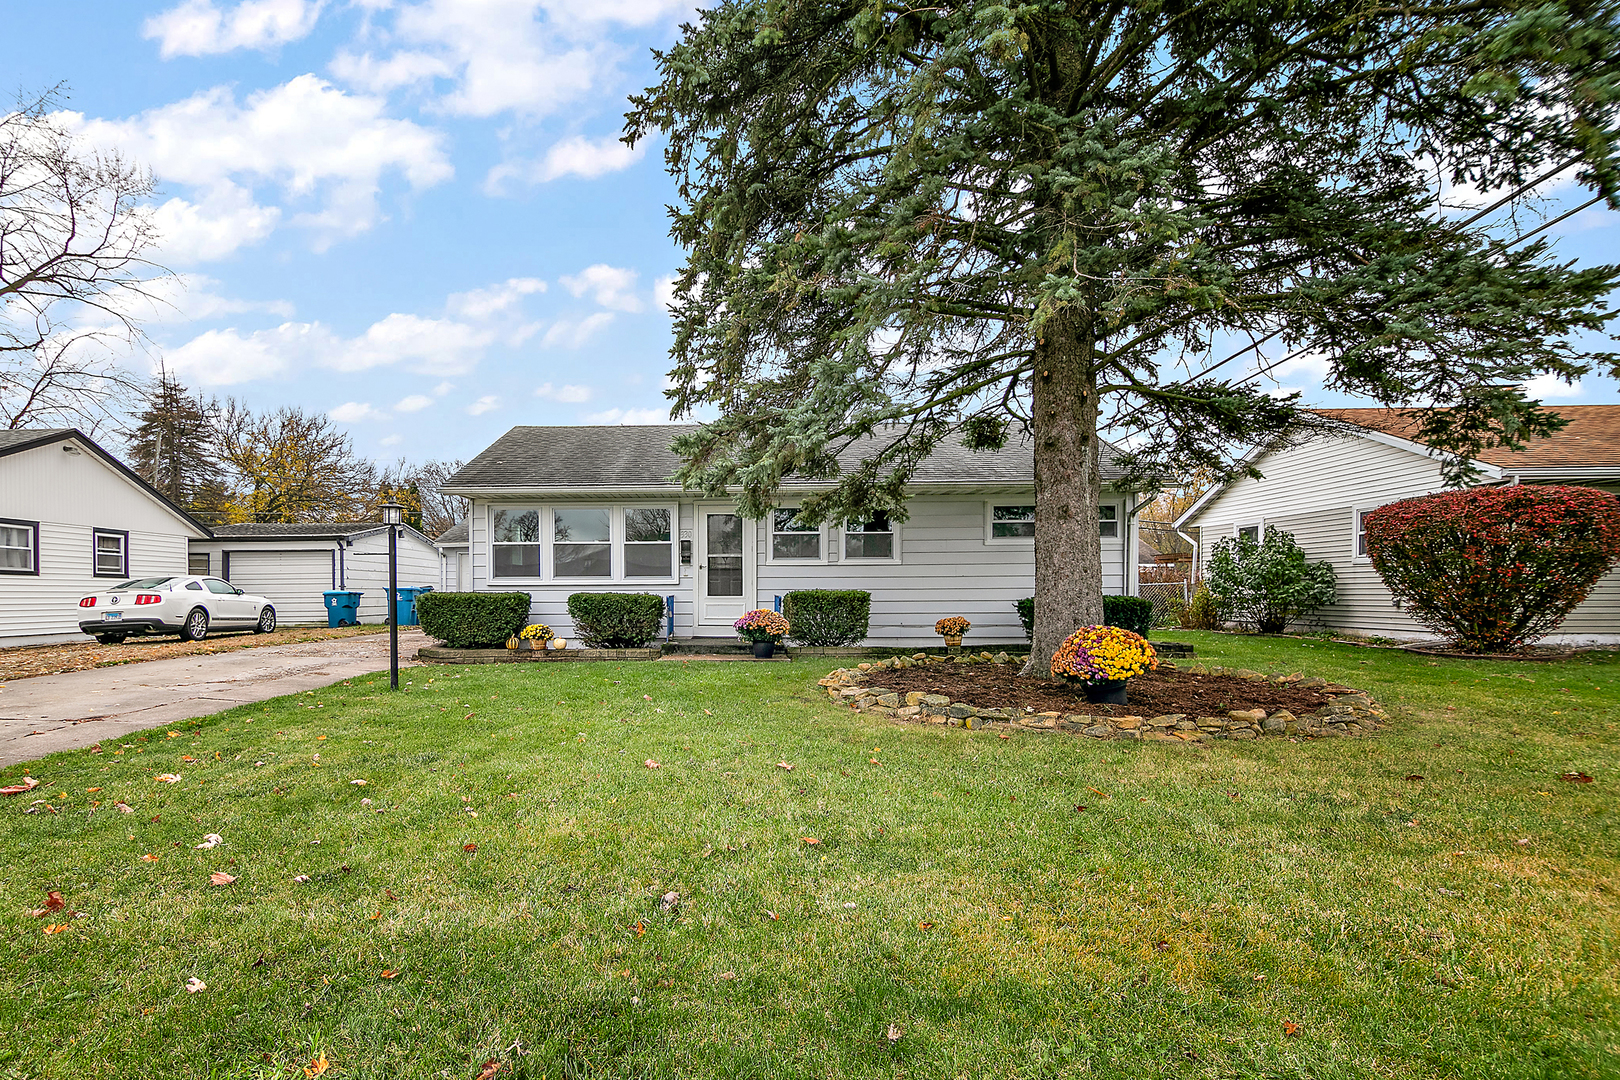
[817,652,1387,741]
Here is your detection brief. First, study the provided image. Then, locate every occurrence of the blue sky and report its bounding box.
[10,1,1618,467]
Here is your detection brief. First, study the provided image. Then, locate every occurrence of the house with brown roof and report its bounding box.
[1174,405,1620,643]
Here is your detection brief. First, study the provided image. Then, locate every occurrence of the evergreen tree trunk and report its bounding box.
[1024,309,1104,676]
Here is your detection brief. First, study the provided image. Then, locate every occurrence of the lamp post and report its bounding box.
[380,500,404,691]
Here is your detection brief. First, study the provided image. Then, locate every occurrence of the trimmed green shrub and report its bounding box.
[1207,525,1337,633]
[416,591,532,649]
[566,592,666,648]
[1178,585,1221,630]
[782,590,870,646]
[1015,595,1155,640]
[1102,595,1155,638]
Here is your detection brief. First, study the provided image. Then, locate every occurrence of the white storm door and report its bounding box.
[695,506,754,631]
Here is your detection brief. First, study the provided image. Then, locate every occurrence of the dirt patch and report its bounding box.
[861,663,1334,717]
[0,625,387,683]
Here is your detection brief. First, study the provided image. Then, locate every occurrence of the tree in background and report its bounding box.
[2,87,167,432]
[124,372,226,519]
[402,457,469,538]
[216,401,379,524]
[629,0,1620,672]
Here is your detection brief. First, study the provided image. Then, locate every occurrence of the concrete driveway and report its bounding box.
[0,630,427,767]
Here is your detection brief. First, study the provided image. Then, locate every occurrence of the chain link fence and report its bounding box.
[1138,580,1191,627]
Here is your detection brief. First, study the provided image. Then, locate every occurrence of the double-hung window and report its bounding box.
[1098,505,1119,538]
[1238,524,1261,544]
[491,507,541,578]
[987,504,1035,542]
[771,508,821,561]
[93,529,128,577]
[623,508,674,578]
[552,507,612,578]
[0,519,38,574]
[844,512,895,560]
[1354,510,1370,558]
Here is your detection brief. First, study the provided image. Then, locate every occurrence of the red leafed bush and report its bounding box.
[1363,485,1620,652]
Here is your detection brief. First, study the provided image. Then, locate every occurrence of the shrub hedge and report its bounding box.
[1364,484,1620,651]
[1206,526,1337,633]
[1015,594,1157,640]
[782,590,870,646]
[566,593,666,648]
[416,591,532,649]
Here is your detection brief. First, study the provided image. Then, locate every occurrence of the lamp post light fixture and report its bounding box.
[380,500,405,690]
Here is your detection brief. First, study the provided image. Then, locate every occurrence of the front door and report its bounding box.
[694,507,754,633]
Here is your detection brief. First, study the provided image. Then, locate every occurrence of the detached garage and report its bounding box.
[189,523,439,625]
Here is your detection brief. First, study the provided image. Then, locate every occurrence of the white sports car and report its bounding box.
[77,575,277,644]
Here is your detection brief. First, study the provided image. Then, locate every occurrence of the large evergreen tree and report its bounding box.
[628,0,1620,670]
[124,374,224,518]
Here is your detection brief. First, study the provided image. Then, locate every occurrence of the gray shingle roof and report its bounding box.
[0,428,75,453]
[434,521,469,545]
[444,424,1124,490]
[212,523,389,540]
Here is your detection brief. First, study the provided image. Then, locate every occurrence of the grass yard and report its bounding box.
[0,633,1615,1079]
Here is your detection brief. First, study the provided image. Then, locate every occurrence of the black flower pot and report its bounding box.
[1083,678,1128,705]
[752,640,776,659]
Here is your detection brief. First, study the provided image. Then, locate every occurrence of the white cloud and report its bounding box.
[559,265,642,312]
[161,322,334,384]
[144,0,324,58]
[467,395,500,415]
[541,311,614,349]
[330,401,387,422]
[583,406,673,425]
[653,273,679,315]
[324,312,494,374]
[433,381,455,396]
[534,382,592,403]
[380,433,404,446]
[447,277,547,321]
[395,394,434,412]
[137,273,295,325]
[1524,373,1585,400]
[485,134,645,192]
[328,48,454,95]
[66,75,453,260]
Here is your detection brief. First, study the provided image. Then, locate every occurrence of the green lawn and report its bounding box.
[1,634,1615,1079]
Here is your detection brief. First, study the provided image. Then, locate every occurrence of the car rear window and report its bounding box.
[110,577,175,590]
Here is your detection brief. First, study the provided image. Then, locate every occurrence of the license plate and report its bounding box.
[101,612,123,621]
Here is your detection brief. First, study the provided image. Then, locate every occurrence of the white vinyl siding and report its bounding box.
[225,551,333,624]
[1190,437,1620,643]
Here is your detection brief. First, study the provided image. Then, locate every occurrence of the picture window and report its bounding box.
[990,504,1035,539]
[491,507,541,578]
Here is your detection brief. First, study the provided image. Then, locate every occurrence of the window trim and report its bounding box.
[0,517,40,576]
[765,506,828,565]
[188,552,212,576]
[1352,507,1374,562]
[841,512,901,563]
[984,501,1037,545]
[1098,503,1120,539]
[92,528,129,578]
[1236,522,1262,544]
[485,502,682,584]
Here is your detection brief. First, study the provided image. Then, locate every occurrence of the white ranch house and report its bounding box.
[1176,405,1620,644]
[439,425,1144,648]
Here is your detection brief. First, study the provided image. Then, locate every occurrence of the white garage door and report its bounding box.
[227,550,334,625]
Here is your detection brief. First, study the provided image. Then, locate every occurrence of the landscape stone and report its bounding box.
[947,703,975,719]
[876,693,900,708]
[1228,728,1258,739]
[1147,714,1183,728]
[894,705,921,719]
[1197,716,1229,729]
[921,694,950,708]
[1082,725,1114,738]
[1115,716,1142,730]
[993,652,1010,664]
[1299,676,1327,689]
[904,691,926,707]
[1229,708,1266,723]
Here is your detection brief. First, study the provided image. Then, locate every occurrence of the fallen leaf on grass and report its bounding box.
[1560,772,1594,784]
[475,1060,504,1080]
[801,837,821,845]
[997,732,1010,740]
[42,923,70,935]
[293,874,311,883]
[1405,775,1425,781]
[195,833,223,849]
[385,888,398,901]
[765,910,778,921]
[463,843,478,853]
[29,891,66,916]
[645,760,660,769]
[380,969,399,979]
[1087,787,1110,799]
[1282,1021,1300,1037]
[209,872,236,886]
[0,776,41,796]
[918,921,935,930]
[1515,838,1531,846]
[185,977,206,993]
[776,762,794,771]
[886,1023,903,1045]
[717,971,736,980]
[303,1053,330,1077]
[181,755,196,762]
[369,909,382,921]
[351,779,368,786]
[154,774,181,784]
[86,787,101,793]
[139,854,159,862]
[114,802,133,813]
[632,920,645,935]
[1073,804,1087,813]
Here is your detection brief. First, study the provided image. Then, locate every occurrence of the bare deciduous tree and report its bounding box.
[1,86,168,432]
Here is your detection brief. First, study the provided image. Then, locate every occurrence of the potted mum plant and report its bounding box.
[1050,625,1158,705]
[935,616,971,652]
[734,609,791,658]
[516,623,555,651]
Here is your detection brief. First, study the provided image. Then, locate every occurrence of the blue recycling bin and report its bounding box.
[323,590,363,627]
[394,586,432,627]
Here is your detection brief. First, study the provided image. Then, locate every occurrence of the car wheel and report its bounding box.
[97,633,128,645]
[181,607,210,642]
[255,606,276,634]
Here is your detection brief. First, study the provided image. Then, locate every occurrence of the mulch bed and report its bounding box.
[860,663,1334,718]
[0,625,387,683]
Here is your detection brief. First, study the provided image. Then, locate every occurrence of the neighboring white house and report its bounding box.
[1175,405,1620,644]
[0,428,211,645]
[189,523,439,625]
[438,425,1142,647]
[433,520,471,592]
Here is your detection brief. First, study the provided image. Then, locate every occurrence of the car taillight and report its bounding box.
[134,594,162,605]
[79,597,96,608]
